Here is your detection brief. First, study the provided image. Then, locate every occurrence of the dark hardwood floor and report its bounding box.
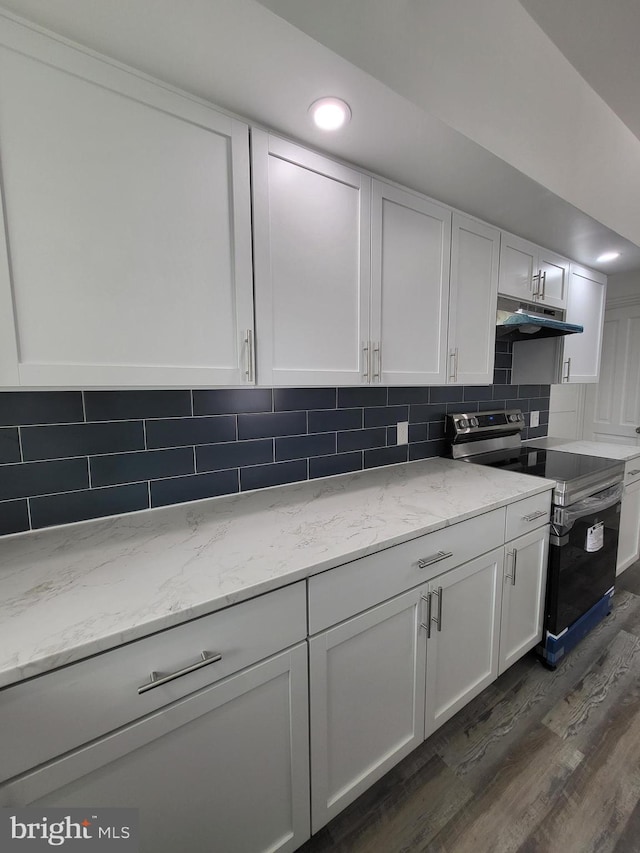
[298,561,640,853]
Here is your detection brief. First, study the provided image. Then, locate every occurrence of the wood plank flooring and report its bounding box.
[298,561,640,853]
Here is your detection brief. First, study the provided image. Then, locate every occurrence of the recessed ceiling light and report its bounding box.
[309,97,352,131]
[596,251,620,263]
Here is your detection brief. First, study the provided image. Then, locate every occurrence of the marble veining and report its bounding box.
[0,457,554,688]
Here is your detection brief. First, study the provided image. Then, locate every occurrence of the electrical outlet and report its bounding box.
[530,411,540,428]
[397,421,409,445]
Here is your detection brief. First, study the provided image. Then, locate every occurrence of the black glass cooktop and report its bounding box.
[469,448,618,481]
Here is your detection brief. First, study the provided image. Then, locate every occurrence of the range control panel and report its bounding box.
[447,409,525,439]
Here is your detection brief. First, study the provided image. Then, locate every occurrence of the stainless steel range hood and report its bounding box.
[496,297,583,342]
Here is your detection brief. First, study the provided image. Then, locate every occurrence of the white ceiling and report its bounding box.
[1,0,639,276]
[520,0,640,143]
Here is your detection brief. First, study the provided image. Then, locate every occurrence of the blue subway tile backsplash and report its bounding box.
[0,345,551,535]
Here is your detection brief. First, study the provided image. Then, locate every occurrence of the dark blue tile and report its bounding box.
[0,428,20,463]
[387,426,397,445]
[151,470,239,508]
[193,388,272,415]
[479,400,507,412]
[238,411,306,440]
[91,448,194,487]
[493,369,508,385]
[309,452,362,479]
[308,408,362,433]
[409,440,447,460]
[275,433,335,462]
[274,388,336,412]
[463,386,493,402]
[409,404,447,424]
[364,445,408,468]
[493,385,518,400]
[0,391,84,427]
[428,421,446,440]
[528,425,548,439]
[146,416,236,449]
[447,401,478,414]
[518,385,540,399]
[197,439,273,472]
[408,423,428,442]
[337,428,386,453]
[540,385,552,397]
[540,410,550,425]
[494,352,512,369]
[429,387,464,404]
[84,390,191,422]
[337,387,387,408]
[537,397,551,411]
[30,484,149,530]
[240,460,307,491]
[364,405,408,428]
[22,421,145,461]
[507,398,529,412]
[0,459,88,501]
[387,387,431,405]
[495,340,511,354]
[0,499,30,535]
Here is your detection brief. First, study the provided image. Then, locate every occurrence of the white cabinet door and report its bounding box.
[561,264,607,384]
[0,19,254,387]
[0,646,310,853]
[617,479,640,575]
[252,131,371,386]
[370,181,451,385]
[538,249,569,311]
[498,232,537,302]
[499,526,549,674]
[424,548,504,737]
[448,213,500,385]
[498,233,568,310]
[309,587,426,833]
[585,301,640,444]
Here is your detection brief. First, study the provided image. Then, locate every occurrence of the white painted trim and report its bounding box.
[0,169,19,385]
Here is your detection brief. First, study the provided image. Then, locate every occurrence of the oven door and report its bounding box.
[546,485,622,635]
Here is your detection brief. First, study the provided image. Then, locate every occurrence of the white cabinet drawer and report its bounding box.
[308,508,505,634]
[505,491,552,541]
[0,581,306,784]
[624,460,640,487]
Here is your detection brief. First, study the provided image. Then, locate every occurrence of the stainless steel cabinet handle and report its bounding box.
[522,509,547,522]
[244,329,254,383]
[417,551,453,569]
[430,586,443,632]
[541,270,547,300]
[449,351,456,382]
[532,271,541,298]
[505,549,518,585]
[562,357,571,382]
[629,469,640,476]
[372,341,381,381]
[420,593,432,638]
[138,651,222,695]
[362,341,371,382]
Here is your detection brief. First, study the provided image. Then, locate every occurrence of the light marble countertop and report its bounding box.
[527,437,640,462]
[0,457,554,689]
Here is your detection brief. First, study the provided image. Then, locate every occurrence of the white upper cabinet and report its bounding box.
[0,18,254,387]
[252,131,371,386]
[370,181,451,385]
[561,264,607,383]
[499,232,569,310]
[448,214,500,385]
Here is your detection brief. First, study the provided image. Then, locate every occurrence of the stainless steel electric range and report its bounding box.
[447,409,625,666]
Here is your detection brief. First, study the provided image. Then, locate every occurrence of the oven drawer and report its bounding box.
[308,508,505,634]
[0,581,306,784]
[505,491,552,541]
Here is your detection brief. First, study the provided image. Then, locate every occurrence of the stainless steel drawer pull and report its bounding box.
[138,651,222,695]
[417,551,453,569]
[522,510,547,522]
[628,469,640,476]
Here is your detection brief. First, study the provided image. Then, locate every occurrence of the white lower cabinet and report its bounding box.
[308,587,427,832]
[424,548,504,737]
[498,526,549,674]
[618,470,640,575]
